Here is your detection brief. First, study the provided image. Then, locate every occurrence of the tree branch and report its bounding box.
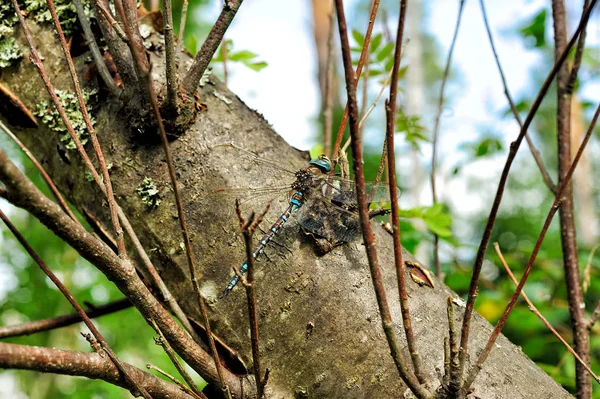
[0,342,194,399]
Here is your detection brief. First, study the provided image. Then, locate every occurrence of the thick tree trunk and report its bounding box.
[0,19,573,398]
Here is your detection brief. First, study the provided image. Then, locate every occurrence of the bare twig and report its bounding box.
[96,1,130,43]
[334,0,430,397]
[323,7,336,157]
[331,0,380,159]
[457,1,596,384]
[431,0,465,279]
[181,0,244,94]
[0,209,152,399]
[566,0,590,95]
[384,0,426,385]
[177,0,189,55]
[146,364,205,399]
[236,200,271,398]
[444,296,461,394]
[0,342,194,399]
[149,320,208,399]
[493,243,600,384]
[73,0,120,95]
[47,0,126,257]
[462,100,600,392]
[0,120,78,223]
[162,0,179,112]
[552,2,592,396]
[479,0,557,193]
[221,39,229,86]
[198,295,231,399]
[0,298,131,338]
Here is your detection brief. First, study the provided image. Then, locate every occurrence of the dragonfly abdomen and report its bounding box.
[219,191,305,298]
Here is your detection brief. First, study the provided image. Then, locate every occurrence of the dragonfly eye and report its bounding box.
[310,155,332,173]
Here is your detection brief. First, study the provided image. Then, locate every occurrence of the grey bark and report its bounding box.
[0,20,573,399]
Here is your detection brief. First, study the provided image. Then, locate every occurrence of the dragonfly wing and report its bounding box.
[316,176,401,205]
[296,197,361,243]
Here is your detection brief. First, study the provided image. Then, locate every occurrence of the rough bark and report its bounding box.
[0,19,574,399]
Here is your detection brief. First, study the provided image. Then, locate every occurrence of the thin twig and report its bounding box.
[198,295,231,399]
[47,0,126,257]
[457,1,596,384]
[566,0,590,95]
[493,243,600,384]
[0,298,131,338]
[479,0,557,193]
[334,0,430,397]
[0,209,152,399]
[146,364,205,399]
[323,7,336,157]
[181,0,244,95]
[462,100,600,391]
[73,0,120,95]
[384,0,426,385]
[331,0,381,159]
[444,296,461,394]
[236,200,271,398]
[431,0,465,279]
[221,39,229,86]
[149,320,207,399]
[0,120,79,223]
[162,0,179,112]
[96,1,130,43]
[177,0,189,55]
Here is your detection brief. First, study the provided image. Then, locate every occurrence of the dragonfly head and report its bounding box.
[309,154,332,173]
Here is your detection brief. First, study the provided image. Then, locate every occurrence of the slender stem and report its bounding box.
[0,298,131,338]
[566,0,590,95]
[334,0,430,397]
[146,364,205,399]
[457,1,596,384]
[47,0,126,257]
[73,0,120,95]
[322,7,336,157]
[551,1,591,397]
[462,100,600,392]
[0,209,152,399]
[199,296,231,399]
[181,0,243,95]
[177,0,189,55]
[478,0,557,193]
[445,297,461,394]
[221,39,229,86]
[96,0,130,43]
[149,320,208,399]
[236,201,271,399]
[162,0,179,112]
[493,243,600,384]
[384,0,426,385]
[331,0,380,159]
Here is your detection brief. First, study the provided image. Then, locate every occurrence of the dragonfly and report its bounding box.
[214,144,400,298]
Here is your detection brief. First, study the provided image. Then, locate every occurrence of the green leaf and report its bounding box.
[229,49,258,62]
[369,33,382,54]
[377,42,394,63]
[519,9,547,48]
[368,68,383,77]
[352,29,365,46]
[245,61,268,71]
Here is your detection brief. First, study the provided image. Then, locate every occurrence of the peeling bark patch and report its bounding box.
[212,90,232,105]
